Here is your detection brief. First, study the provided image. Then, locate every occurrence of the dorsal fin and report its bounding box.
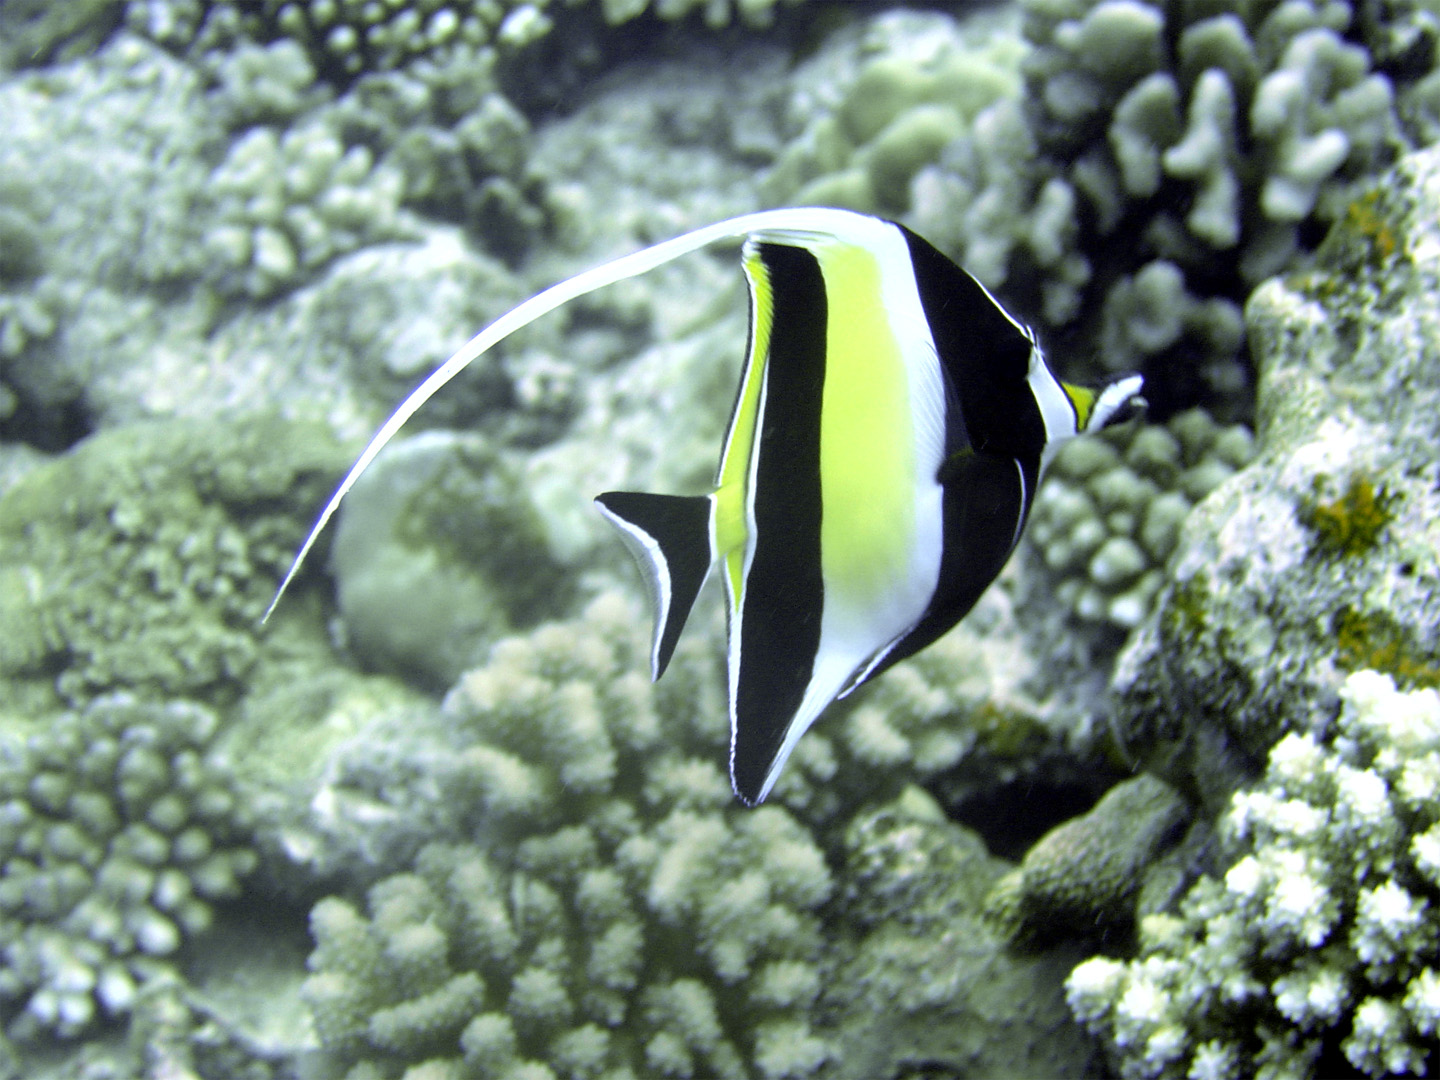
[262,207,893,623]
[594,491,714,680]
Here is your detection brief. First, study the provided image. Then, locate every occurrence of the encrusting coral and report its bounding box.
[987,773,1191,946]
[0,414,351,710]
[1111,143,1440,806]
[1067,670,1440,1080]
[820,787,1098,1079]
[0,694,257,1040]
[328,430,571,689]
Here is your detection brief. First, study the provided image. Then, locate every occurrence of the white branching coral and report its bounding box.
[1067,669,1440,1079]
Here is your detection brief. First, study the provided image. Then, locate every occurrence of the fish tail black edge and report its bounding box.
[594,491,713,680]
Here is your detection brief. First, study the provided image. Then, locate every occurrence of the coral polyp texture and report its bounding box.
[1025,408,1255,632]
[128,0,808,84]
[203,120,413,299]
[0,694,256,1040]
[301,593,836,1079]
[1112,143,1440,805]
[9,0,1440,1076]
[986,773,1191,946]
[896,0,1438,417]
[0,415,350,710]
[1067,670,1440,1080]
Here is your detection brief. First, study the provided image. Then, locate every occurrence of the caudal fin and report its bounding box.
[594,491,714,681]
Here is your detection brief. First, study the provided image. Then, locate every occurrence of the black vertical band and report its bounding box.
[732,242,827,804]
[899,224,1045,466]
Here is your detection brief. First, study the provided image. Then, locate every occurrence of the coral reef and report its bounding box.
[0,34,218,436]
[328,429,572,688]
[202,119,413,299]
[300,592,835,1079]
[293,588,1109,1079]
[805,581,1062,823]
[1112,143,1440,808]
[0,694,257,1040]
[821,787,1099,1079]
[1068,670,1440,1079]
[6,1,1440,1076]
[129,0,807,87]
[761,10,1026,214]
[0,415,351,711]
[899,0,1431,418]
[986,773,1191,946]
[1073,134,1440,1080]
[1025,408,1256,633]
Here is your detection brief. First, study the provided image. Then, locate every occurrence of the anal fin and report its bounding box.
[594,491,714,680]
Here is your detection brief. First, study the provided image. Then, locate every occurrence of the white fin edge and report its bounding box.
[262,207,878,623]
[592,496,674,681]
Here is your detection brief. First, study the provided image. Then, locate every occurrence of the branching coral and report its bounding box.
[203,119,413,299]
[301,594,835,1079]
[137,0,808,85]
[0,694,257,1040]
[1067,670,1440,1079]
[1026,409,1256,632]
[898,0,1428,417]
[762,15,1027,216]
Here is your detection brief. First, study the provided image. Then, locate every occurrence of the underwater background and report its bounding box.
[3,1,1440,1077]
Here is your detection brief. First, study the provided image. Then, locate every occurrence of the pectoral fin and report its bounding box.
[594,491,714,680]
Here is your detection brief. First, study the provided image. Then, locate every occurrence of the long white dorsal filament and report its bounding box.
[261,207,859,623]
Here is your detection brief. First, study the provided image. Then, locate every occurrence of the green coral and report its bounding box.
[0,414,351,710]
[1332,605,1440,690]
[599,0,804,29]
[301,593,835,1079]
[328,430,572,689]
[234,1,538,80]
[1067,670,1440,1079]
[763,12,1026,215]
[157,0,807,86]
[836,615,1043,770]
[986,774,1190,945]
[824,788,1098,1079]
[0,694,257,1040]
[1026,408,1256,631]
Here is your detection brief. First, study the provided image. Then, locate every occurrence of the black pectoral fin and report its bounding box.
[938,452,1028,593]
[594,491,714,680]
[854,453,1027,687]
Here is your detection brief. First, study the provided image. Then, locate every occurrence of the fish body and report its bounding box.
[265,208,1143,806]
[594,210,1142,803]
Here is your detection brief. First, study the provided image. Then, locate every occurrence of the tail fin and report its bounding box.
[594,491,715,681]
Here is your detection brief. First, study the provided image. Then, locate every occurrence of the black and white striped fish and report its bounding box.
[266,208,1144,806]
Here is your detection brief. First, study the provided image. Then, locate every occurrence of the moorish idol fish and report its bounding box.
[264,207,1143,806]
